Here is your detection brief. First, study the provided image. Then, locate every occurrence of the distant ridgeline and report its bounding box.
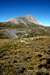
[0,23,6,38]
[0,23,7,27]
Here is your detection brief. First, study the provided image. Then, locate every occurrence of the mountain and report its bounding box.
[0,16,50,39]
[8,16,39,25]
[0,16,50,75]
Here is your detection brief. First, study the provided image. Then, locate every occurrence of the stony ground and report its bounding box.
[0,36,50,75]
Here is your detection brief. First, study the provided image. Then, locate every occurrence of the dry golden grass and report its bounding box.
[0,36,50,75]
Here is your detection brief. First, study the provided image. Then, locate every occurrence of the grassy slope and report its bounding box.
[0,36,50,75]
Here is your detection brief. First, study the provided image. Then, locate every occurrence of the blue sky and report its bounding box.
[0,0,50,26]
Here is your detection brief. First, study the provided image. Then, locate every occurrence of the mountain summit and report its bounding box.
[0,16,50,39]
[8,16,39,25]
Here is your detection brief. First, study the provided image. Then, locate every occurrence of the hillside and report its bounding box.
[0,36,50,75]
[0,17,50,39]
[0,16,50,75]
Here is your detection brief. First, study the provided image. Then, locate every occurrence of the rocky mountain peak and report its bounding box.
[8,16,39,24]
